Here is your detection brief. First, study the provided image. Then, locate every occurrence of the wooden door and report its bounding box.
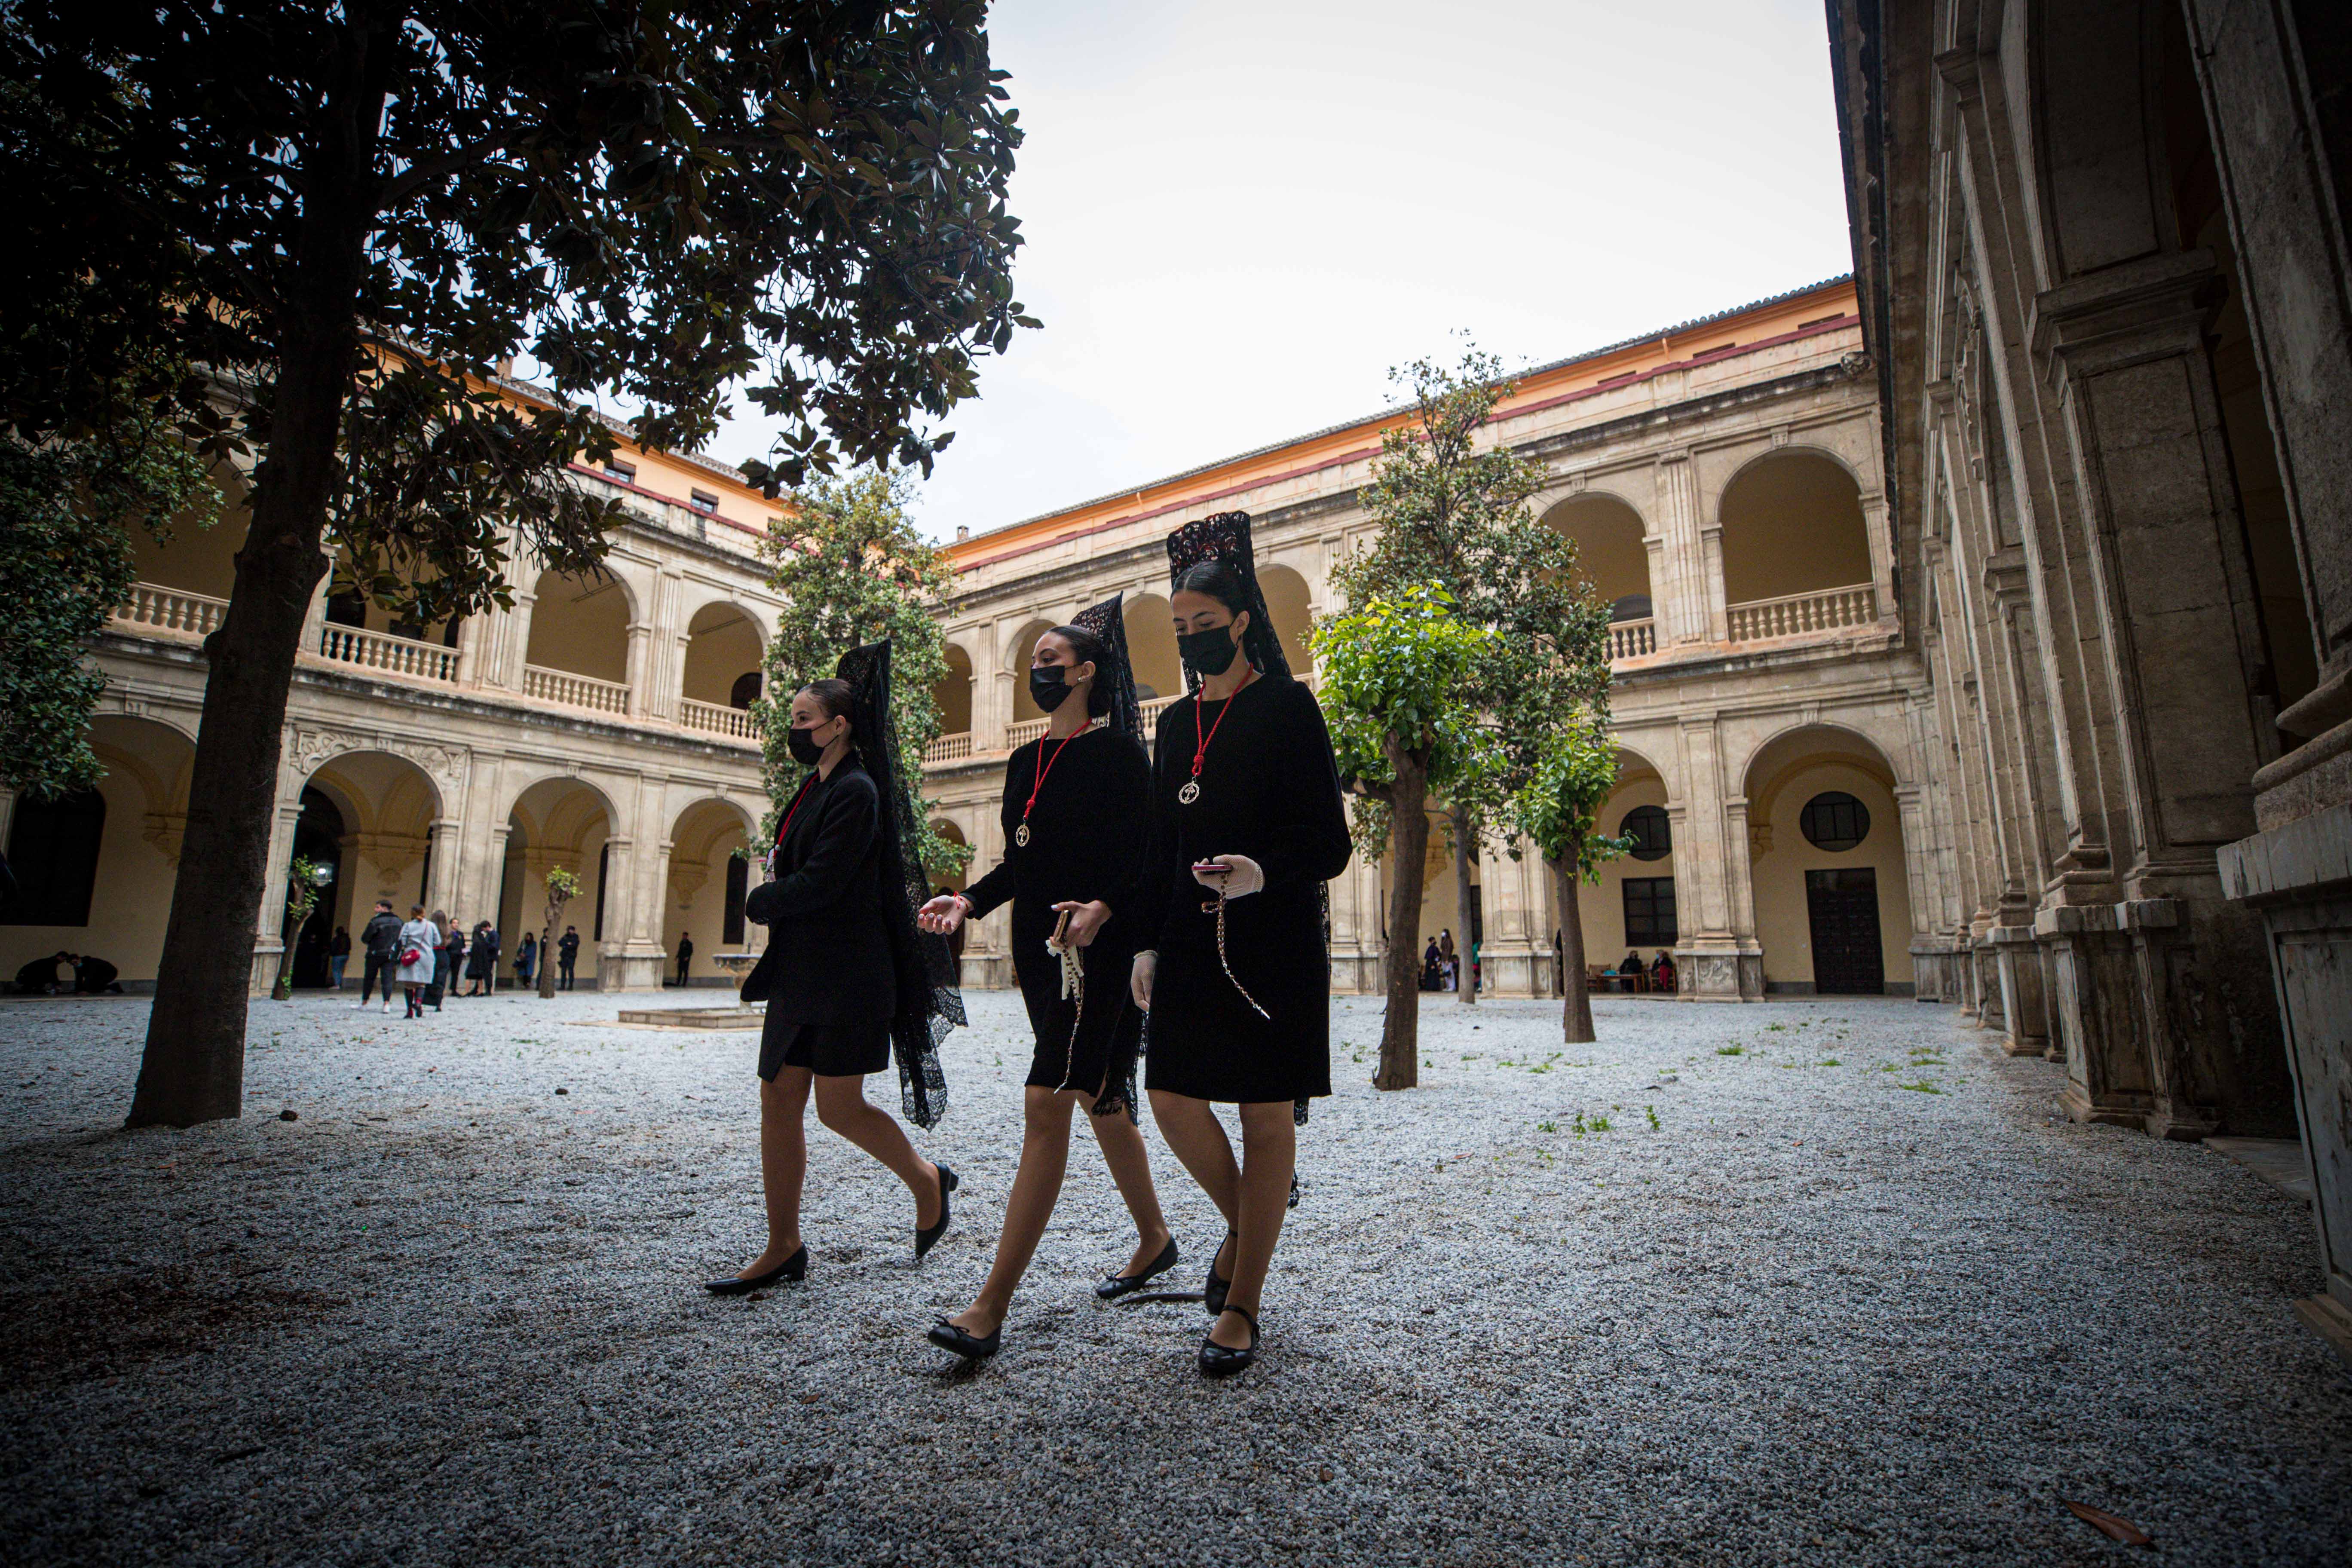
[1806,868,1884,995]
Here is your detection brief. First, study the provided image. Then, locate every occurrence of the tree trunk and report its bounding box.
[538,924,558,998]
[1448,802,1477,1005]
[127,48,385,1127]
[1553,855,1595,1044]
[1376,746,1431,1090]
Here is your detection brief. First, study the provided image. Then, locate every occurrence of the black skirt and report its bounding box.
[1010,903,1143,1112]
[759,1017,891,1081]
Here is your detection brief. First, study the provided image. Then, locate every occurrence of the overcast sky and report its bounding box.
[704,0,1856,540]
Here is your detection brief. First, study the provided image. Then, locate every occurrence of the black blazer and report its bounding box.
[739,759,894,1024]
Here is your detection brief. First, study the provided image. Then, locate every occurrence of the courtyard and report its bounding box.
[1,990,2345,1566]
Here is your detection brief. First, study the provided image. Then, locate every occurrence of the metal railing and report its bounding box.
[1607,617,1657,661]
[680,698,759,741]
[525,664,630,714]
[1725,583,1877,643]
[318,622,460,683]
[113,583,228,639]
[924,731,975,763]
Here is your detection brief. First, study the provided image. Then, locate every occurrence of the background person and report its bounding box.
[514,930,537,989]
[355,900,401,1012]
[464,921,499,996]
[673,932,694,987]
[557,927,580,990]
[329,926,351,990]
[73,954,123,993]
[395,906,438,1019]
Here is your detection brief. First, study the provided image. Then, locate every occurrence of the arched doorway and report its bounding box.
[525,569,634,714]
[502,777,616,989]
[301,752,441,925]
[1718,453,1875,640]
[287,787,347,989]
[1741,725,1914,995]
[680,602,765,738]
[1542,494,1654,656]
[665,798,754,984]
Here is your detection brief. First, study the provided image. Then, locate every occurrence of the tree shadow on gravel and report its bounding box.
[0,1269,349,1391]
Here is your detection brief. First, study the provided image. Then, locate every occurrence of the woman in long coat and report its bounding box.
[1131,512,1351,1375]
[395,905,439,1020]
[706,643,962,1293]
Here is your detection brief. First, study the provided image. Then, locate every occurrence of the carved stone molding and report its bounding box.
[292,727,471,800]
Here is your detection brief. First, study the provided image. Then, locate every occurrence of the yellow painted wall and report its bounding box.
[1750,760,1914,989]
[663,805,751,980]
[0,765,179,984]
[1570,773,1676,968]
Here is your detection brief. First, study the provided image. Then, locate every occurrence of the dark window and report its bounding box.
[1620,804,1671,861]
[724,856,747,946]
[1609,594,1653,623]
[602,459,637,484]
[1799,791,1870,852]
[1622,876,1677,946]
[689,489,719,514]
[593,842,610,941]
[324,591,367,628]
[2,787,106,926]
[729,671,762,710]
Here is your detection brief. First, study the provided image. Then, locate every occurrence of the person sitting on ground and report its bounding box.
[13,951,73,995]
[73,954,122,994]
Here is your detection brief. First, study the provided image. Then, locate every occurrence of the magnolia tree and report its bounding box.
[535,868,582,1001]
[5,1,1035,1125]
[1335,346,1614,1011]
[1310,584,1497,1089]
[1516,721,1632,1043]
[755,468,968,882]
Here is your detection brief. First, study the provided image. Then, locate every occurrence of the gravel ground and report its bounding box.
[1,987,2346,1566]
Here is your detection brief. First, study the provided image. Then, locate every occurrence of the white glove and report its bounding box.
[1194,853,1265,897]
[1130,949,1158,1011]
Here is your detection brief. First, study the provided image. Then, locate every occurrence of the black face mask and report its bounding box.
[787,722,830,767]
[1027,666,1074,712]
[1177,624,1241,678]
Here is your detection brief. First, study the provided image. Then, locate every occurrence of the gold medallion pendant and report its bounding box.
[1177,780,1200,805]
[1015,823,1031,847]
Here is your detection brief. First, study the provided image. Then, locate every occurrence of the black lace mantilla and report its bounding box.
[834,639,963,1128]
[1164,510,1292,686]
[1069,591,1144,743]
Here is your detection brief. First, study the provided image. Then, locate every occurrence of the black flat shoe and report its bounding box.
[1095,1237,1180,1300]
[1197,1306,1259,1376]
[1204,1229,1235,1317]
[704,1245,807,1295]
[926,1317,1001,1360]
[914,1164,959,1260]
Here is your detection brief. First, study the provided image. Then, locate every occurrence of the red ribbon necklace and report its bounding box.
[1180,668,1256,805]
[1018,720,1095,845]
[774,773,819,851]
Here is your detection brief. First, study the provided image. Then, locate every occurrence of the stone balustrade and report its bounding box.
[320,623,460,683]
[679,698,759,741]
[1607,617,1657,661]
[1725,583,1876,643]
[924,731,974,763]
[525,664,630,715]
[112,583,229,639]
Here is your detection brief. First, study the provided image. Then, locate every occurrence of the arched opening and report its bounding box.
[287,786,348,989]
[681,602,764,707]
[934,644,974,737]
[666,798,754,984]
[1258,565,1315,677]
[1122,593,1181,705]
[1554,750,1675,990]
[500,777,615,989]
[1543,495,1654,653]
[113,462,246,643]
[1718,453,1875,639]
[525,569,633,711]
[1007,618,1061,724]
[302,751,443,932]
[1742,725,1914,995]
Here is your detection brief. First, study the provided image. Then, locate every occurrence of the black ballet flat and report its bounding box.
[914,1164,959,1260]
[1197,1306,1260,1376]
[926,1317,1001,1360]
[1204,1229,1236,1317]
[704,1245,807,1295]
[1095,1237,1181,1300]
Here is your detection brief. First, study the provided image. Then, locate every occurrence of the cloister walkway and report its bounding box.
[2,991,2344,1565]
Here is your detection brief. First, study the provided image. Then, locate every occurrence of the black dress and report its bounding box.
[1135,675,1352,1104]
[961,724,1152,1112]
[741,759,894,1079]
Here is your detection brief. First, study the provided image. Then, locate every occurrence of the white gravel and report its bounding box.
[1,988,2346,1566]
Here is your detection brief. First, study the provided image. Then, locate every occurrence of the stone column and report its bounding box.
[1671,722,1757,1001]
[247,772,306,996]
[624,623,655,719]
[422,816,463,917]
[495,590,536,692]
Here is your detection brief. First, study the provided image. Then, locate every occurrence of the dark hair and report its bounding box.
[1172,559,1252,619]
[1042,624,1114,718]
[798,678,859,741]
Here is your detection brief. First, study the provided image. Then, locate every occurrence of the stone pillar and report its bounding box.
[1476,837,1542,999]
[624,622,655,718]
[1990,924,2048,1055]
[247,779,306,997]
[1672,722,1758,1001]
[422,816,463,916]
[495,590,537,692]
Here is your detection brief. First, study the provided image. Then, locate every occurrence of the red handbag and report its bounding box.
[400,947,423,965]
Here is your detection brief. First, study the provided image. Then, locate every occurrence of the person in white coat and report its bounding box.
[395,904,439,1020]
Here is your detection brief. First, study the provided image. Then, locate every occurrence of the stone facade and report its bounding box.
[0,425,780,996]
[925,280,1957,1009]
[1830,0,2352,1364]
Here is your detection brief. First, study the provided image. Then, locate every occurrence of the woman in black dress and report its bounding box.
[707,642,964,1294]
[916,596,1175,1360]
[1130,511,1351,1375]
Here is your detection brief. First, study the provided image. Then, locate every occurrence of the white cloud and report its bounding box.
[705,0,1853,538]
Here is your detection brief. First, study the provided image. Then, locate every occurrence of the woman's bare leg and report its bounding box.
[1211,1101,1295,1349]
[1148,1089,1243,1290]
[811,1073,944,1226]
[738,1067,811,1277]
[945,1086,1076,1336]
[1085,1100,1175,1277]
